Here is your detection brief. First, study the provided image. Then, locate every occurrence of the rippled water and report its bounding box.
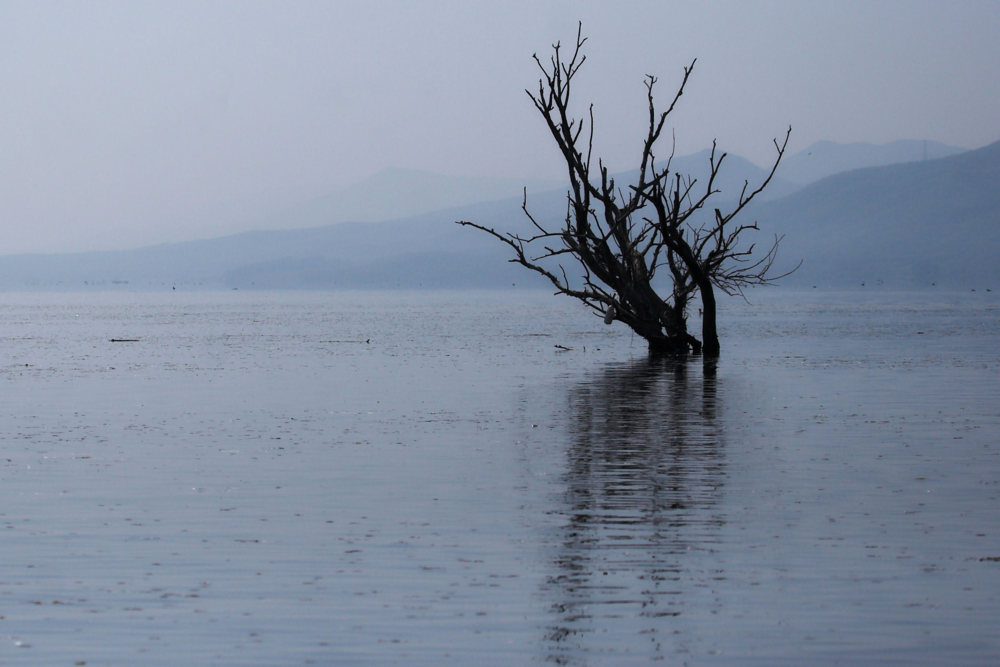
[0,290,997,665]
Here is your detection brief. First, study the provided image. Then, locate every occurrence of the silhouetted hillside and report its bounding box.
[1,141,995,291]
[0,192,564,290]
[614,150,801,203]
[760,139,1000,287]
[778,139,966,185]
[241,168,561,232]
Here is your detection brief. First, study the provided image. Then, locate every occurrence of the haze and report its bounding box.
[1,1,998,255]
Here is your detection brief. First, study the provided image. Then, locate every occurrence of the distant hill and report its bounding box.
[233,150,799,235]
[191,141,963,239]
[758,139,1000,287]
[0,148,798,290]
[613,149,800,203]
[778,139,966,186]
[0,190,566,290]
[1,140,995,291]
[238,167,561,233]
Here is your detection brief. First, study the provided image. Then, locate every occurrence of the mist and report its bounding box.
[1,1,998,254]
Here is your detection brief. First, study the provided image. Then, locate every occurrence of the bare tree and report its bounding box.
[458,25,795,355]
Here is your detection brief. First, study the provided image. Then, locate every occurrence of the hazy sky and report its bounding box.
[1,1,998,254]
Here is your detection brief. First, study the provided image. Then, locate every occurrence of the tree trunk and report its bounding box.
[647,335,691,355]
[699,280,720,356]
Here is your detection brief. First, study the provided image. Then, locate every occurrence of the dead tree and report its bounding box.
[458,25,795,355]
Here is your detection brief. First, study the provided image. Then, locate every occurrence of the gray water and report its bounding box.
[0,290,997,665]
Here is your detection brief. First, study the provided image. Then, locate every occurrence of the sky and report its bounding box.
[1,1,998,255]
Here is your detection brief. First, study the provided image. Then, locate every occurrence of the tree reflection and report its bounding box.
[542,356,725,663]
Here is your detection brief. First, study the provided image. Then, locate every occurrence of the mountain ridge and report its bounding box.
[777,139,966,184]
[759,139,1000,286]
[1,139,995,290]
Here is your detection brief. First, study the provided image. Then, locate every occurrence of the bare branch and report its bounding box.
[458,26,793,356]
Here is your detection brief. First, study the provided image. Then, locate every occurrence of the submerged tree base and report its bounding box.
[648,335,702,356]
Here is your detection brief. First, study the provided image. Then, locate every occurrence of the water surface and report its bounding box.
[0,290,997,665]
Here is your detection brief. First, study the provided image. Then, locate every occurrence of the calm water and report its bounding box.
[0,290,997,665]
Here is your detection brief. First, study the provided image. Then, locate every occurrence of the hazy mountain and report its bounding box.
[778,139,966,185]
[2,141,995,292]
[162,141,960,243]
[757,139,1000,287]
[0,148,796,291]
[0,189,565,290]
[230,150,798,236]
[614,149,801,203]
[237,167,561,233]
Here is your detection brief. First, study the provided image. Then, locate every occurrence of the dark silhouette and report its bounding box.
[459,25,794,355]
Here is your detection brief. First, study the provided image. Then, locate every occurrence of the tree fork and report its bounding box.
[458,24,794,356]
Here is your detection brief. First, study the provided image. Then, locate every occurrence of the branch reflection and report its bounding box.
[543,356,725,663]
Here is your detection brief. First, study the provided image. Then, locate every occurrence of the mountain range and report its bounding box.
[760,139,1000,287]
[776,139,965,185]
[240,168,561,233]
[1,138,994,291]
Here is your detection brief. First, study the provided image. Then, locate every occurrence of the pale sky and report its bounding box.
[1,1,998,254]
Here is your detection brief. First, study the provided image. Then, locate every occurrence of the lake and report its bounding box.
[1,289,997,665]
